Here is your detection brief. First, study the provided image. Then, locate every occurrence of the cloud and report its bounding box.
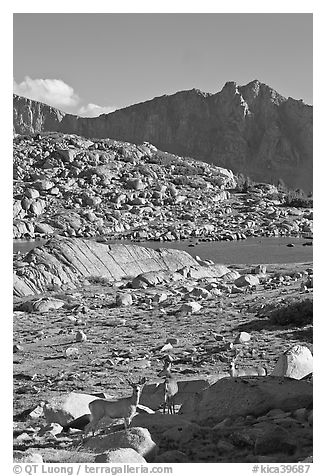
[13,76,117,116]
[13,76,80,109]
[78,103,116,117]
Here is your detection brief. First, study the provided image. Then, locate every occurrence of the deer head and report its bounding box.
[126,376,147,391]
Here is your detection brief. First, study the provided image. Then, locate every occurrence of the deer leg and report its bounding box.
[89,416,102,437]
[82,424,89,442]
[83,419,95,440]
[167,397,172,414]
[124,417,131,430]
[165,397,169,414]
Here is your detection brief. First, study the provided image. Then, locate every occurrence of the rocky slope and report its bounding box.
[13,133,313,243]
[13,80,313,192]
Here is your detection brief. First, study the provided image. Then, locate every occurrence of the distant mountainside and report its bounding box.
[13,80,313,192]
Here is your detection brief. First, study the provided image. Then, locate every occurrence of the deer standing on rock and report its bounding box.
[84,377,146,438]
[158,360,179,414]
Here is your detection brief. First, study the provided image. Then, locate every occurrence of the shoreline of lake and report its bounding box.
[13,236,313,265]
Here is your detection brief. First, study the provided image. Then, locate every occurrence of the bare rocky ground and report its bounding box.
[13,260,313,463]
[13,132,313,464]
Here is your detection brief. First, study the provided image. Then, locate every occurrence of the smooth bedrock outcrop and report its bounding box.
[13,237,230,297]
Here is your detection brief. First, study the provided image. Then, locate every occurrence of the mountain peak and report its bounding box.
[192,87,212,97]
[13,80,312,192]
[244,79,262,93]
[239,79,286,106]
[221,81,239,92]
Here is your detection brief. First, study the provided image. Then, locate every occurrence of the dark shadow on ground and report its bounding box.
[234,318,313,345]
[233,318,279,332]
[275,327,313,344]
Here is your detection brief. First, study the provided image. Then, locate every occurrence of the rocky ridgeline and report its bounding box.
[13,79,313,192]
[13,133,313,242]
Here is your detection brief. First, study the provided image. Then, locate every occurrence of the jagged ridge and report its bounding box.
[13,80,313,192]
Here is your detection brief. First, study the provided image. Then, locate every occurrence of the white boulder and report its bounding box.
[272,345,313,380]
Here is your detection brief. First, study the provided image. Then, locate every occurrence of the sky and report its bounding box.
[13,13,312,117]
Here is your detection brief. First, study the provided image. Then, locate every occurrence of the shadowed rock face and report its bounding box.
[13,79,313,192]
[179,375,313,424]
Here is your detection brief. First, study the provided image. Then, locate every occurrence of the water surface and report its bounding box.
[107,237,313,265]
[13,237,312,264]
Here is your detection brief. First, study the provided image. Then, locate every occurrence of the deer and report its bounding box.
[157,360,179,414]
[84,377,146,438]
[228,357,268,377]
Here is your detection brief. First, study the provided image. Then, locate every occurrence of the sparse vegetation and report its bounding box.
[235,173,255,192]
[171,175,192,186]
[235,174,313,208]
[148,150,178,166]
[268,296,313,326]
[88,275,112,285]
[283,190,313,208]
